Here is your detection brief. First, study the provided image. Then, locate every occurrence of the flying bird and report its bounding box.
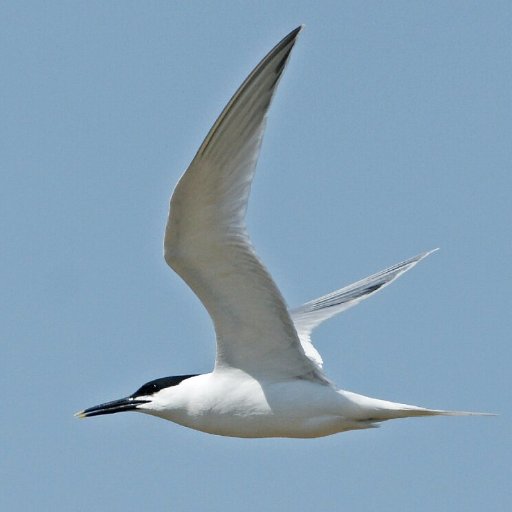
[76,26,489,438]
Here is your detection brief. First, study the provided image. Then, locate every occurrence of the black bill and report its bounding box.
[75,397,150,418]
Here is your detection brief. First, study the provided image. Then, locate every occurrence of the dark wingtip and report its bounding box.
[273,26,304,76]
[291,25,304,37]
[283,25,304,47]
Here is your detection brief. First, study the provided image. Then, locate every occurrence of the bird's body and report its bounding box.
[144,371,352,439]
[77,26,489,438]
[137,371,457,438]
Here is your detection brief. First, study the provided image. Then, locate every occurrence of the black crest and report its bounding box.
[131,374,199,398]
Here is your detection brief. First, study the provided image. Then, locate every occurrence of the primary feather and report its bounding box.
[164,27,325,382]
[290,250,438,368]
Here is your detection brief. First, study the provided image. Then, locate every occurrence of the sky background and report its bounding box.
[1,2,510,511]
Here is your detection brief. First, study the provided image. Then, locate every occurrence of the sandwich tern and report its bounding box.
[76,26,489,438]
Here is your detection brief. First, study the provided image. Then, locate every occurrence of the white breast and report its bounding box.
[140,371,365,438]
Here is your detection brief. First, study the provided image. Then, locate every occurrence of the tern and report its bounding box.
[77,26,489,438]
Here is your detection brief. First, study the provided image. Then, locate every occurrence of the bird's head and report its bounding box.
[75,374,199,419]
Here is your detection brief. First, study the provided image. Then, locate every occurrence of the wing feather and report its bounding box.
[164,27,326,381]
[290,250,437,368]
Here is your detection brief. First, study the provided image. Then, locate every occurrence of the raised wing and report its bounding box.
[290,250,437,368]
[164,27,327,382]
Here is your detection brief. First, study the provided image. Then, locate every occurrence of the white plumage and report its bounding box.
[77,27,489,438]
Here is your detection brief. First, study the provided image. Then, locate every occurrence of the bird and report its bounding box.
[76,26,490,438]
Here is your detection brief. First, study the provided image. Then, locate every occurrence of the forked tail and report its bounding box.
[372,402,495,421]
[346,392,495,422]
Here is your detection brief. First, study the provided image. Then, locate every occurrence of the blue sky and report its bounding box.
[1,2,510,511]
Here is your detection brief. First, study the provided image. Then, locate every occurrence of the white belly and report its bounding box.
[141,371,371,438]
